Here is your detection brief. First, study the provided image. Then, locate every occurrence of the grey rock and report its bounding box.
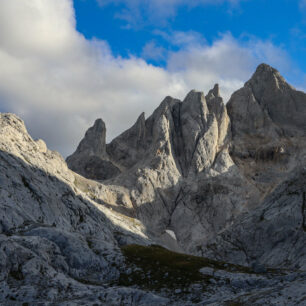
[67,85,257,257]
[66,118,121,180]
[0,113,161,304]
[252,261,267,274]
[74,118,107,157]
[67,64,306,262]
[199,267,214,276]
[227,63,306,195]
[203,168,306,270]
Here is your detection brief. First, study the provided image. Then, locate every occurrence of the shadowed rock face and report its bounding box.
[227,63,306,195]
[66,119,121,180]
[75,118,107,156]
[203,167,306,270]
[227,63,306,138]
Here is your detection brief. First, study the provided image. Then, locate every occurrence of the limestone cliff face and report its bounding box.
[67,88,231,179]
[67,84,259,255]
[67,63,306,263]
[197,63,306,271]
[227,63,306,195]
[203,167,306,270]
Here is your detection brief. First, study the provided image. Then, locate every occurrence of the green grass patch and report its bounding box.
[118,244,254,291]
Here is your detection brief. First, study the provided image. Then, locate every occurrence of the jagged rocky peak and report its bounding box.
[205,83,230,148]
[228,63,306,138]
[106,112,148,170]
[247,63,294,94]
[0,113,54,157]
[67,86,232,181]
[66,118,121,181]
[65,86,239,253]
[0,113,28,136]
[173,88,228,174]
[74,118,107,157]
[227,63,306,195]
[70,64,306,193]
[206,84,222,108]
[206,83,221,99]
[181,90,209,126]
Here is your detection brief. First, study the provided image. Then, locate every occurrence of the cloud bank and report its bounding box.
[0,0,291,156]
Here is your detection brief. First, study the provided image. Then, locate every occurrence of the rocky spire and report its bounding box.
[206,84,223,114]
[206,84,220,100]
[248,63,286,84]
[74,118,107,157]
[66,118,122,181]
[246,63,293,99]
[228,63,306,138]
[181,90,209,128]
[205,84,230,149]
[226,63,306,197]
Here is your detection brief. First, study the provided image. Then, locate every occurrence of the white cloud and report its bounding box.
[300,0,306,9]
[141,41,166,61]
[0,0,292,157]
[167,33,292,99]
[154,30,207,48]
[0,0,185,156]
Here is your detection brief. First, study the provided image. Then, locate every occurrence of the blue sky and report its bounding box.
[0,0,305,156]
[73,0,306,86]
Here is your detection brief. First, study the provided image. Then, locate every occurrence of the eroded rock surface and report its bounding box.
[203,167,306,270]
[67,65,306,264]
[0,113,160,304]
[68,86,259,254]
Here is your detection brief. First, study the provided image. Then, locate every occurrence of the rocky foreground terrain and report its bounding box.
[1,64,306,305]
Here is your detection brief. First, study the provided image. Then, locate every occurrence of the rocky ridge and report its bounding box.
[1,63,306,304]
[68,64,306,260]
[67,84,261,255]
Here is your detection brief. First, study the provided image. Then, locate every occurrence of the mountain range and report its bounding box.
[1,64,306,305]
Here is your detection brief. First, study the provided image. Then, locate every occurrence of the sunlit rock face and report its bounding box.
[1,64,306,304]
[67,64,306,261]
[67,81,259,255]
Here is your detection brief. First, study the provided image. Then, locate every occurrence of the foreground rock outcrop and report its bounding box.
[0,113,161,304]
[1,63,306,304]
